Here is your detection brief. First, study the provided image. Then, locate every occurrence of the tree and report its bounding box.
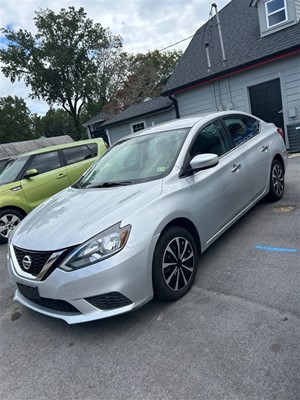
[104,50,182,114]
[0,7,122,140]
[32,108,82,139]
[80,37,130,121]
[0,96,37,144]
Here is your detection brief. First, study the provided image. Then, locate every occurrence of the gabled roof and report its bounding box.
[0,136,73,158]
[162,0,300,95]
[82,112,106,127]
[101,97,174,128]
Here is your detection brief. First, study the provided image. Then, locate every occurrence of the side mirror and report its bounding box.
[24,168,39,179]
[190,153,219,171]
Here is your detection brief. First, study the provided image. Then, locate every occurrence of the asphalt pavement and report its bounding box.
[0,154,299,400]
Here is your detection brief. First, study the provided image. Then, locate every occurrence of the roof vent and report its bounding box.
[205,43,211,71]
[212,3,226,64]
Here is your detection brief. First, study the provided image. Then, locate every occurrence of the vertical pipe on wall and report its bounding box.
[211,82,218,111]
[212,3,226,64]
[226,77,233,109]
[168,94,180,119]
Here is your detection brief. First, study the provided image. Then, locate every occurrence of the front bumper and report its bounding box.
[7,240,155,324]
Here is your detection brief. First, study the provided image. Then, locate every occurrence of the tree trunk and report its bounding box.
[73,115,82,141]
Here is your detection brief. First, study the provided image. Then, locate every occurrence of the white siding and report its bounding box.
[177,85,215,117]
[295,0,300,19]
[106,108,177,144]
[175,54,300,148]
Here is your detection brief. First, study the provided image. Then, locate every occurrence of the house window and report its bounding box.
[265,0,287,28]
[131,121,145,133]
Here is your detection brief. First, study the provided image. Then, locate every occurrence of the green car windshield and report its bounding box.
[77,128,189,188]
[0,156,30,185]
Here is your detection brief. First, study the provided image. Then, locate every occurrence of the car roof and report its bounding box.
[130,110,254,138]
[14,138,105,158]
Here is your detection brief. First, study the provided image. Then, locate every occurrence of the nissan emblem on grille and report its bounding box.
[22,255,32,270]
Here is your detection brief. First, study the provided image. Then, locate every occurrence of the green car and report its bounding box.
[0,138,106,243]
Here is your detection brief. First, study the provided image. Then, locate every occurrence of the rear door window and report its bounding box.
[223,115,260,146]
[62,145,95,165]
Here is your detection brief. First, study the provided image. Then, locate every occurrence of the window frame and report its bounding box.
[61,144,96,166]
[221,114,261,148]
[265,0,288,29]
[131,121,146,134]
[25,151,62,175]
[188,118,233,159]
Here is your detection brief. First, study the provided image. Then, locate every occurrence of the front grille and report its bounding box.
[14,247,53,276]
[85,292,133,310]
[13,245,75,279]
[27,297,79,313]
[17,283,79,313]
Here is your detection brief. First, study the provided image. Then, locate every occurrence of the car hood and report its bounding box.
[12,180,163,250]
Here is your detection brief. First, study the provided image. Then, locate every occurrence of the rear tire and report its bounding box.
[153,226,198,301]
[267,159,284,202]
[0,209,25,244]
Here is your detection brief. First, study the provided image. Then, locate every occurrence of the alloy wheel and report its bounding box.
[162,236,195,291]
[0,213,22,239]
[272,163,284,197]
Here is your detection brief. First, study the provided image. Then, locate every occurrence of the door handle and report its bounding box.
[57,173,67,179]
[231,163,241,173]
[261,145,269,152]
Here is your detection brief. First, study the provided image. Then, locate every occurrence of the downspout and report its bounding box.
[168,94,180,119]
[211,82,218,111]
[226,77,233,109]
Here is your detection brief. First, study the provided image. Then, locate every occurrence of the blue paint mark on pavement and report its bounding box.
[255,245,298,253]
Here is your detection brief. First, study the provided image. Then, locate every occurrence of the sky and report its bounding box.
[0,0,231,115]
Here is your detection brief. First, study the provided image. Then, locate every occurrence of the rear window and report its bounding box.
[87,143,98,157]
[62,144,97,166]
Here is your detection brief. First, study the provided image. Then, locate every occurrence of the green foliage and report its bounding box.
[32,108,84,139]
[105,49,182,113]
[0,6,121,140]
[0,6,183,137]
[0,96,38,144]
[129,50,183,88]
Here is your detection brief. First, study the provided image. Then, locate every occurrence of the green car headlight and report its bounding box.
[62,223,131,270]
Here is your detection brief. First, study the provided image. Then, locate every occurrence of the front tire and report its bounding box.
[267,159,285,202]
[0,209,25,244]
[153,226,198,301]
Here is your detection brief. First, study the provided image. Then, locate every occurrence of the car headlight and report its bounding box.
[61,222,131,271]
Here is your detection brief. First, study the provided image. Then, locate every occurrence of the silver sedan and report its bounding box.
[7,111,287,323]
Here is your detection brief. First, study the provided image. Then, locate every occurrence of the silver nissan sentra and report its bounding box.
[7,111,287,324]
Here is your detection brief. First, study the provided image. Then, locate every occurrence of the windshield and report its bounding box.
[76,128,189,188]
[0,156,30,185]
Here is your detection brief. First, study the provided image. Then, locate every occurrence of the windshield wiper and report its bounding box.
[86,181,133,188]
[72,182,81,188]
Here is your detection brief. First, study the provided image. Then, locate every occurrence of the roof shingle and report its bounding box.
[101,97,174,128]
[162,0,300,94]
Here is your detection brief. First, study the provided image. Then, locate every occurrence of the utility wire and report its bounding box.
[158,5,215,52]
[159,34,194,52]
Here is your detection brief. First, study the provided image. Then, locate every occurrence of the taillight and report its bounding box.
[277,127,284,140]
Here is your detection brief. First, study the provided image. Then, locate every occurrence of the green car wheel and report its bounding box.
[0,209,25,244]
